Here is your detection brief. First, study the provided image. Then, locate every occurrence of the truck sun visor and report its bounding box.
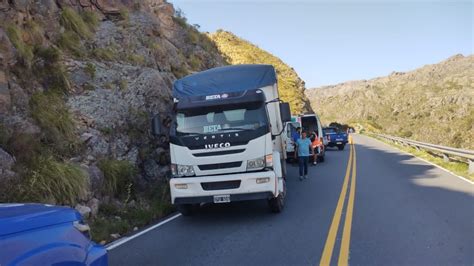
[173,64,277,98]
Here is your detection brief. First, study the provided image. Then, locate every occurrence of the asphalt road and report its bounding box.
[108,134,474,265]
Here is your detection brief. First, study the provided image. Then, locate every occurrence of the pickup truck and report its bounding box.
[323,127,348,150]
[0,203,108,265]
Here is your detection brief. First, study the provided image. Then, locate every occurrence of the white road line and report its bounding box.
[369,136,474,185]
[106,213,182,251]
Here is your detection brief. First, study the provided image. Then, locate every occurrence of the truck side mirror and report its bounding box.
[279,102,291,122]
[151,115,162,136]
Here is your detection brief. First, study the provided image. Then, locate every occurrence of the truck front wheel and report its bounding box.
[269,179,286,213]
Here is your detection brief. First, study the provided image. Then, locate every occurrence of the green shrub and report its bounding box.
[188,54,201,70]
[5,24,34,64]
[60,7,92,39]
[24,20,44,46]
[33,47,71,94]
[97,159,136,197]
[171,65,189,79]
[92,47,117,61]
[57,31,86,57]
[29,92,77,156]
[81,10,100,31]
[127,54,145,65]
[19,156,88,204]
[85,62,96,79]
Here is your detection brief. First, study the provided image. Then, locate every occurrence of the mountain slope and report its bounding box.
[0,0,225,240]
[306,54,474,149]
[208,30,312,114]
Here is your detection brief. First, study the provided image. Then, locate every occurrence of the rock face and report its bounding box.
[306,55,474,149]
[0,0,226,205]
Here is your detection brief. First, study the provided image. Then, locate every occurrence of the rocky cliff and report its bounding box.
[306,55,474,149]
[0,0,226,239]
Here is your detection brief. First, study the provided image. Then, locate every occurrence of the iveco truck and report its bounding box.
[152,65,292,215]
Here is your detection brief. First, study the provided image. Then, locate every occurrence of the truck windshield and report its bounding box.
[176,102,268,136]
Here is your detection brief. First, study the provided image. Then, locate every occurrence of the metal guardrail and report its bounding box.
[372,133,474,174]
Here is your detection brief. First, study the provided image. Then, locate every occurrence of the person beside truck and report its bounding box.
[296,131,314,181]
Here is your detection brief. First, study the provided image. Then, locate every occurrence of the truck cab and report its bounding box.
[153,65,291,214]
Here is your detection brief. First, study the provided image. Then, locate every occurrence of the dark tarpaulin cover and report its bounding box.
[173,64,277,98]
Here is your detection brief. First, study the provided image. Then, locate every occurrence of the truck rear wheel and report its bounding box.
[269,179,286,213]
[176,204,197,216]
[338,144,345,150]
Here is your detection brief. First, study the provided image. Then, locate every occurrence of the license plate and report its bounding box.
[337,142,342,144]
[213,195,231,203]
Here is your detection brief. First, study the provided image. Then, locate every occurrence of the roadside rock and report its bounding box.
[0,148,15,170]
[143,159,160,181]
[75,204,92,218]
[87,198,100,217]
[110,233,121,239]
[88,164,104,196]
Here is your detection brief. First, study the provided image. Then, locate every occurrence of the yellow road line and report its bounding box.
[319,144,353,266]
[338,145,357,266]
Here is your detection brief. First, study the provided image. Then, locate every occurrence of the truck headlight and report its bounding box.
[247,157,265,170]
[171,164,195,177]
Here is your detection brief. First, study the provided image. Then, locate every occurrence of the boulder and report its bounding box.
[143,158,160,181]
[0,148,15,170]
[75,204,92,218]
[88,164,104,196]
[87,198,100,217]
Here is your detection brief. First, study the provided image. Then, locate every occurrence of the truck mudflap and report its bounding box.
[174,192,274,204]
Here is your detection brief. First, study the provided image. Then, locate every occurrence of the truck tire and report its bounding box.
[269,179,286,213]
[176,204,196,216]
[338,144,345,151]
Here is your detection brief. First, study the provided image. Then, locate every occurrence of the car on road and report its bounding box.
[323,127,348,150]
[0,203,108,266]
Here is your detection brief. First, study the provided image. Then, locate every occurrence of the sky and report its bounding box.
[169,0,472,88]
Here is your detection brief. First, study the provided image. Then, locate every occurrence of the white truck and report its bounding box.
[152,65,292,215]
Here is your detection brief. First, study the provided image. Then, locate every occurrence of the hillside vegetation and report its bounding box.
[0,0,225,242]
[306,55,474,149]
[209,30,312,114]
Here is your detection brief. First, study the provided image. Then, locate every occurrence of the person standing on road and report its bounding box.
[292,127,302,160]
[296,131,314,181]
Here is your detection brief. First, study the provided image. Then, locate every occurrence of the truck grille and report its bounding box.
[198,161,242,171]
[201,180,241,191]
[193,149,245,157]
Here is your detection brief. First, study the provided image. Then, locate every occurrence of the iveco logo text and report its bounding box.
[205,142,231,149]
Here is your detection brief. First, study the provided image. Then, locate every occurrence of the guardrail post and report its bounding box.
[442,153,450,163]
[469,159,474,175]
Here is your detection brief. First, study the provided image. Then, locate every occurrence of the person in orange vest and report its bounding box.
[311,131,323,165]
